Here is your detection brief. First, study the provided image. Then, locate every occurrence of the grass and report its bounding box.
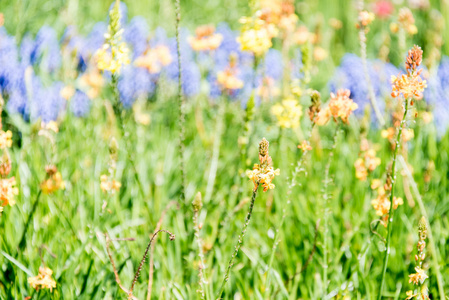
[1,0,449,299]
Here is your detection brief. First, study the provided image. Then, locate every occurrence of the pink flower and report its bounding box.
[373,0,394,18]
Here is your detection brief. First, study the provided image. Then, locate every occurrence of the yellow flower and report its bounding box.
[356,11,375,28]
[95,1,130,74]
[381,127,395,140]
[298,140,312,152]
[60,85,75,100]
[134,45,173,74]
[246,138,280,192]
[409,267,428,285]
[0,177,19,207]
[188,25,223,51]
[271,97,303,129]
[398,8,417,35]
[237,13,277,57]
[391,73,426,99]
[100,174,121,194]
[41,171,65,195]
[217,69,244,91]
[28,267,56,292]
[0,130,12,149]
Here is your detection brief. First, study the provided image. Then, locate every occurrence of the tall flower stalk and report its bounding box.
[264,91,320,298]
[377,45,427,299]
[174,0,187,204]
[96,0,145,199]
[315,89,358,296]
[356,2,385,127]
[217,138,279,299]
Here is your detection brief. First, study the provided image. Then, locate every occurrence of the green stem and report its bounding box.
[377,98,409,299]
[322,124,340,298]
[217,184,259,299]
[111,74,146,200]
[193,209,208,300]
[17,190,42,252]
[398,155,445,299]
[174,0,186,205]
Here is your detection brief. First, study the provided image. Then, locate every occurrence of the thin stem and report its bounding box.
[147,201,178,300]
[204,101,225,204]
[217,184,259,299]
[111,74,146,200]
[129,229,175,298]
[377,98,409,299]
[105,233,134,297]
[174,0,186,205]
[357,0,385,127]
[193,208,207,300]
[17,190,42,252]
[398,155,445,299]
[264,124,315,298]
[322,124,340,298]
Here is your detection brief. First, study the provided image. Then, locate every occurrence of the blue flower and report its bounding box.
[32,26,61,73]
[125,16,149,58]
[71,90,91,117]
[118,66,156,108]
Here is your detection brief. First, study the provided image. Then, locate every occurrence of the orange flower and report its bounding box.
[28,267,56,292]
[316,89,358,125]
[0,177,19,206]
[188,25,223,51]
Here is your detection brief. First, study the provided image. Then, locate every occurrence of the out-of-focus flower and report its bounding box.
[32,26,62,73]
[60,85,75,101]
[0,130,12,149]
[79,68,105,99]
[95,1,130,74]
[397,7,418,35]
[28,267,56,292]
[237,12,277,57]
[0,13,4,27]
[373,1,394,19]
[271,96,303,129]
[188,25,223,51]
[371,185,403,225]
[313,47,327,62]
[298,140,312,152]
[70,90,91,117]
[316,89,358,125]
[293,26,313,45]
[100,174,121,193]
[40,165,65,194]
[354,139,381,181]
[0,177,18,206]
[124,16,149,58]
[134,45,172,74]
[329,18,343,30]
[356,11,375,29]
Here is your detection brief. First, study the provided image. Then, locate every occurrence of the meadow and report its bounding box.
[0,0,448,299]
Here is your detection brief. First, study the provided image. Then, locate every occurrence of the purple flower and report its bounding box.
[32,26,61,73]
[71,90,91,117]
[125,17,149,58]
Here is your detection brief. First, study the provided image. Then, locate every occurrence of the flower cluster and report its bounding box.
[259,0,298,33]
[270,96,303,129]
[0,177,19,207]
[354,139,381,181]
[391,7,418,35]
[100,137,121,194]
[95,0,130,74]
[28,267,57,292]
[188,25,223,51]
[0,130,12,149]
[237,12,278,57]
[315,89,358,125]
[370,178,403,225]
[356,11,375,29]
[134,45,172,74]
[391,45,427,100]
[406,217,430,300]
[40,165,65,195]
[246,138,280,192]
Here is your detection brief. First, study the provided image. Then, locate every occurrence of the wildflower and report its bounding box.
[329,18,343,30]
[28,267,56,292]
[237,13,277,57]
[134,45,172,74]
[0,177,19,206]
[371,185,403,225]
[95,0,130,74]
[316,89,358,125]
[356,11,375,29]
[100,174,121,193]
[373,1,394,18]
[392,46,427,100]
[308,90,321,122]
[298,140,312,152]
[40,165,65,194]
[271,96,303,129]
[293,26,312,45]
[60,85,75,101]
[381,127,395,140]
[0,151,11,177]
[313,47,328,62]
[0,13,3,27]
[246,138,280,192]
[216,69,244,91]
[79,69,105,99]
[0,130,12,149]
[188,25,223,51]
[398,7,418,35]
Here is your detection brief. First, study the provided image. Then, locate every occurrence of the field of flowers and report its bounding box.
[0,0,448,299]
